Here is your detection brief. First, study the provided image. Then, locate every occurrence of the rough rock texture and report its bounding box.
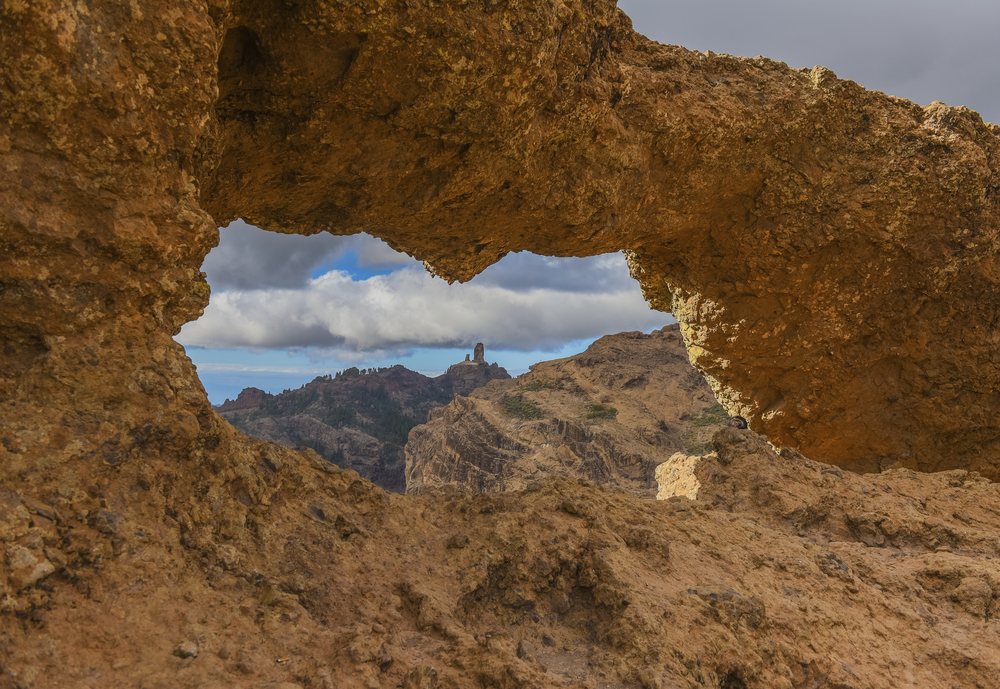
[195,0,1000,474]
[219,365,459,493]
[6,0,1000,685]
[5,421,1000,688]
[3,0,1000,486]
[217,387,274,413]
[655,452,703,501]
[406,327,727,496]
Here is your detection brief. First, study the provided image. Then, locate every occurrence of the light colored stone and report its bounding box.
[6,546,55,591]
[655,453,707,501]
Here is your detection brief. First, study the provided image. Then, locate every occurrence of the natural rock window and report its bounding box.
[7,2,1000,687]
[176,220,669,404]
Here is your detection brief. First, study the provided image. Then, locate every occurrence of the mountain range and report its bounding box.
[219,325,729,495]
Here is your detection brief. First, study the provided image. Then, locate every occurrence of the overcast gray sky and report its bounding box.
[620,0,1000,124]
[179,1,1000,402]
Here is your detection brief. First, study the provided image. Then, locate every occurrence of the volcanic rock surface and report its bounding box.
[3,422,1000,688]
[5,0,1000,687]
[195,0,1000,475]
[4,0,1000,485]
[406,326,727,496]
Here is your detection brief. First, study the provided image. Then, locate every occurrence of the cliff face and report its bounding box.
[217,357,509,492]
[218,365,455,492]
[405,326,728,496]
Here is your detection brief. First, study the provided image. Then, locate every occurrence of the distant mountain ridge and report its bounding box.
[216,351,511,491]
[405,325,728,497]
[217,386,273,413]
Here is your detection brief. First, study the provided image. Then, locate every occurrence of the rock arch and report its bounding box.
[3,0,1000,481]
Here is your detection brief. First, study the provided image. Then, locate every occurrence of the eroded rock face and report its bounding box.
[5,0,1000,685]
[3,0,1000,482]
[406,326,726,495]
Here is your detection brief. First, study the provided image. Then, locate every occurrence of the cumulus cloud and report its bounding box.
[182,219,671,357]
[178,258,670,354]
[620,0,1000,124]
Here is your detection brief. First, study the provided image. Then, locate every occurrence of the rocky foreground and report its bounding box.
[3,422,1000,688]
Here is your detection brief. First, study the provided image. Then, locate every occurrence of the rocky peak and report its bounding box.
[445,343,511,396]
[216,387,273,413]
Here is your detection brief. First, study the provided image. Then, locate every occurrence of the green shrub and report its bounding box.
[502,394,543,420]
[685,440,714,455]
[586,403,618,420]
[691,402,728,427]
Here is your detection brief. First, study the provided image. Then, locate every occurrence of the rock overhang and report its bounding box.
[3,0,1000,479]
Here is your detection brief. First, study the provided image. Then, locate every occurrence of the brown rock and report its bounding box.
[3,0,999,507]
[5,1,1000,687]
[217,387,274,413]
[199,2,1000,475]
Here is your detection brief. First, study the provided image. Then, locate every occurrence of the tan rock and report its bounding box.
[655,452,707,501]
[5,1,1000,686]
[6,545,55,591]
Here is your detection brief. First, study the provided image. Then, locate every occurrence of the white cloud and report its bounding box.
[179,258,671,354]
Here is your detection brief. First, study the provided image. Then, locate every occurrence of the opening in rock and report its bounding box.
[175,220,706,495]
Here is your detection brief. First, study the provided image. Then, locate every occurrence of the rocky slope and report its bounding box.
[217,354,509,492]
[4,420,1000,688]
[406,325,728,496]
